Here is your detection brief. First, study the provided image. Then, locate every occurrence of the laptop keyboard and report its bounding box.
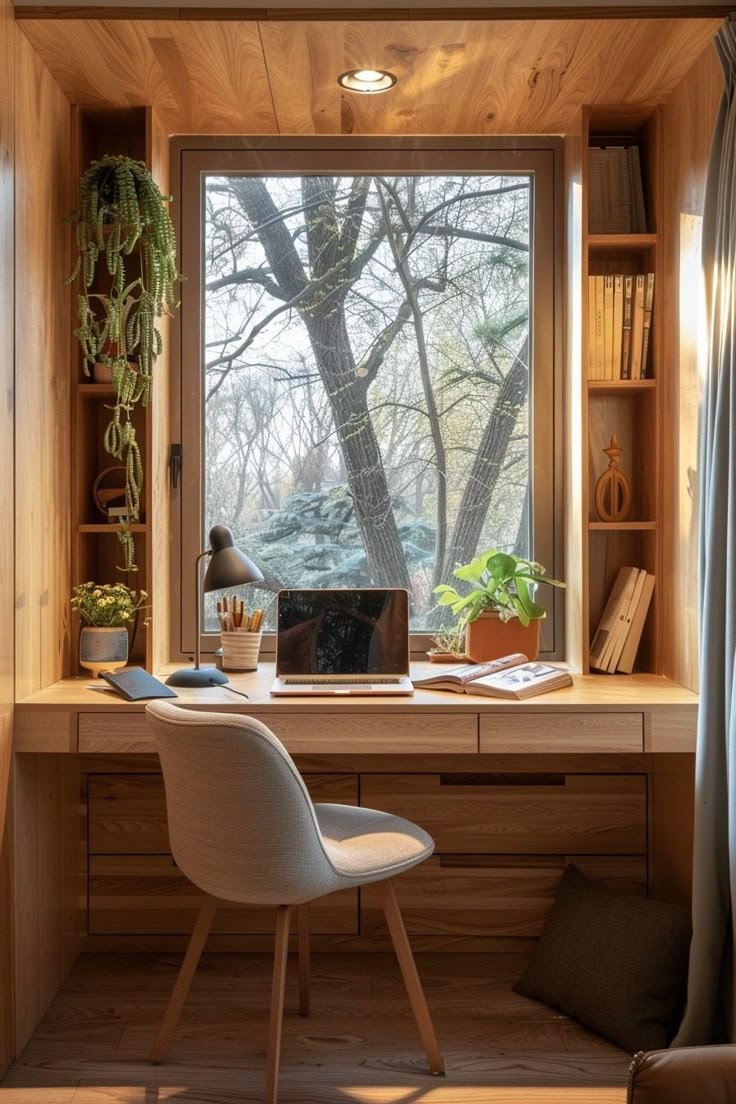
[283,677,403,685]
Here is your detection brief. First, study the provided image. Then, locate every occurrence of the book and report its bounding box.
[468,663,572,700]
[596,566,640,672]
[414,654,528,691]
[617,574,655,674]
[629,274,646,379]
[590,566,638,671]
[594,275,605,378]
[612,276,624,381]
[603,275,614,379]
[640,272,655,378]
[621,276,634,379]
[606,568,646,673]
[588,145,647,234]
[587,277,597,379]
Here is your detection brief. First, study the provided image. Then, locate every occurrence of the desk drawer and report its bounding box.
[479,712,643,753]
[89,855,357,935]
[360,773,647,854]
[361,855,647,938]
[78,711,477,754]
[89,772,357,854]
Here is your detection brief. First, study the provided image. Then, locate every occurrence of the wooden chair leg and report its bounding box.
[377,878,445,1075]
[151,896,217,1063]
[298,903,310,1017]
[265,905,293,1104]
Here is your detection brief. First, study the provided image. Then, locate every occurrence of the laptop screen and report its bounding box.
[276,589,410,677]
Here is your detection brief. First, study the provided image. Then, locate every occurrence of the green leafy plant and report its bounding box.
[66,155,180,570]
[434,549,565,628]
[71,582,148,628]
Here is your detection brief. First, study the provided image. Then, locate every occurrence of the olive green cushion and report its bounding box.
[513,864,691,1053]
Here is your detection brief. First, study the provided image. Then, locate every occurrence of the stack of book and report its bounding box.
[587,272,654,380]
[590,566,655,674]
[588,145,647,234]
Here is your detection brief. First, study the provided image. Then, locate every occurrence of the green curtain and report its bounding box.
[675,22,736,1046]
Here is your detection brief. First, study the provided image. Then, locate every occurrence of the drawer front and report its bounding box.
[361,855,648,938]
[78,711,477,754]
[360,773,647,854]
[89,855,357,935]
[89,771,358,854]
[480,712,644,753]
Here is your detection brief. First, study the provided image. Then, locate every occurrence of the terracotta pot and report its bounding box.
[464,612,541,663]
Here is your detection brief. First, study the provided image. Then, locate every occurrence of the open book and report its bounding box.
[415,654,572,699]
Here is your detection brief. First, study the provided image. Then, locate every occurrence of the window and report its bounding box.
[175,141,562,656]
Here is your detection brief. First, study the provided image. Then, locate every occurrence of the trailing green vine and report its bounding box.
[66,155,180,570]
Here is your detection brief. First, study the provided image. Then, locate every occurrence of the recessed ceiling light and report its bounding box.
[337,69,398,95]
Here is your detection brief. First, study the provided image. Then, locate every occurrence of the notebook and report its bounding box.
[100,667,178,701]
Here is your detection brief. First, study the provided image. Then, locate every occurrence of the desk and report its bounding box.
[10,665,698,1052]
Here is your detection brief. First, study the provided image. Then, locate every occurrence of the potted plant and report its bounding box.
[434,549,565,662]
[71,582,148,677]
[427,624,467,662]
[66,155,180,570]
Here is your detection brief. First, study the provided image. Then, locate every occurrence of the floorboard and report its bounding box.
[1,953,630,1103]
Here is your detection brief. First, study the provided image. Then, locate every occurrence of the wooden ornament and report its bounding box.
[594,434,632,522]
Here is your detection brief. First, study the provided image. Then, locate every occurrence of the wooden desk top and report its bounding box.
[14,665,698,755]
[16,663,698,714]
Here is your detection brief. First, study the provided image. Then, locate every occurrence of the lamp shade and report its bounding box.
[203,525,264,592]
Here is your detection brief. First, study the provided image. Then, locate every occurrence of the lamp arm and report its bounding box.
[194,548,211,671]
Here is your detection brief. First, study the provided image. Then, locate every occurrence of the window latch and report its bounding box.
[169,443,182,490]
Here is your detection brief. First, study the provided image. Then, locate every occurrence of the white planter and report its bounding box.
[220,631,262,672]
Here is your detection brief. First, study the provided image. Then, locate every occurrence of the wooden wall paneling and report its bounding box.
[563,108,586,673]
[12,755,84,1053]
[659,43,722,691]
[147,107,172,671]
[651,752,695,904]
[14,28,72,699]
[17,16,722,137]
[0,0,14,1076]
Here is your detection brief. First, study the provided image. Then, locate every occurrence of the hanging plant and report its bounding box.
[65,155,180,570]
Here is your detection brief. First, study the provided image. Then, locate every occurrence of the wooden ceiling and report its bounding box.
[17,15,721,134]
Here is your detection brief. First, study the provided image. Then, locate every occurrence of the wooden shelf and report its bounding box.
[78,523,147,534]
[587,379,656,394]
[588,233,657,252]
[588,521,656,532]
[78,383,116,398]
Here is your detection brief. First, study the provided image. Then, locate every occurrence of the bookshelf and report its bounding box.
[579,104,663,675]
[70,106,171,672]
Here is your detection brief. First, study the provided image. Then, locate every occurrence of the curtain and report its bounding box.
[675,22,736,1047]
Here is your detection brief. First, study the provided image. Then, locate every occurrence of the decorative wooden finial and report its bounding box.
[594,434,632,522]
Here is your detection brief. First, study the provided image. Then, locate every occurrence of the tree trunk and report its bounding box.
[441,338,529,582]
[302,309,410,588]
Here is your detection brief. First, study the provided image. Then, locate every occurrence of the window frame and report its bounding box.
[170,136,564,661]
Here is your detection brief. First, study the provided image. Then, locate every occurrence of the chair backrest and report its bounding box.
[145,701,336,905]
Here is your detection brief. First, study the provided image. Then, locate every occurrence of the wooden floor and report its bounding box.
[1,952,631,1103]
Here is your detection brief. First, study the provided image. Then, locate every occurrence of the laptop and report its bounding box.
[270,588,414,696]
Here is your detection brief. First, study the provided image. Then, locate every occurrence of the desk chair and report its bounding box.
[145,701,444,1102]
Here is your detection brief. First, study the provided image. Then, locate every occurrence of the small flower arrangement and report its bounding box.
[71,582,148,627]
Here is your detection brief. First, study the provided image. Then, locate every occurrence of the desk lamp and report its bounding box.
[166,525,264,688]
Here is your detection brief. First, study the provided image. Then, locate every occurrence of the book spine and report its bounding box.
[587,276,597,379]
[612,275,624,381]
[594,276,604,380]
[621,276,633,379]
[640,272,655,378]
[603,275,614,380]
[630,274,646,380]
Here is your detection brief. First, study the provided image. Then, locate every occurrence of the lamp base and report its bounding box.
[165,666,230,688]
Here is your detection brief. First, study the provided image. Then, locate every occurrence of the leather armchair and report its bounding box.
[629,1046,736,1104]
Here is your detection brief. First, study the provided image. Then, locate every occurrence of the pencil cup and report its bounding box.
[220,631,262,672]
